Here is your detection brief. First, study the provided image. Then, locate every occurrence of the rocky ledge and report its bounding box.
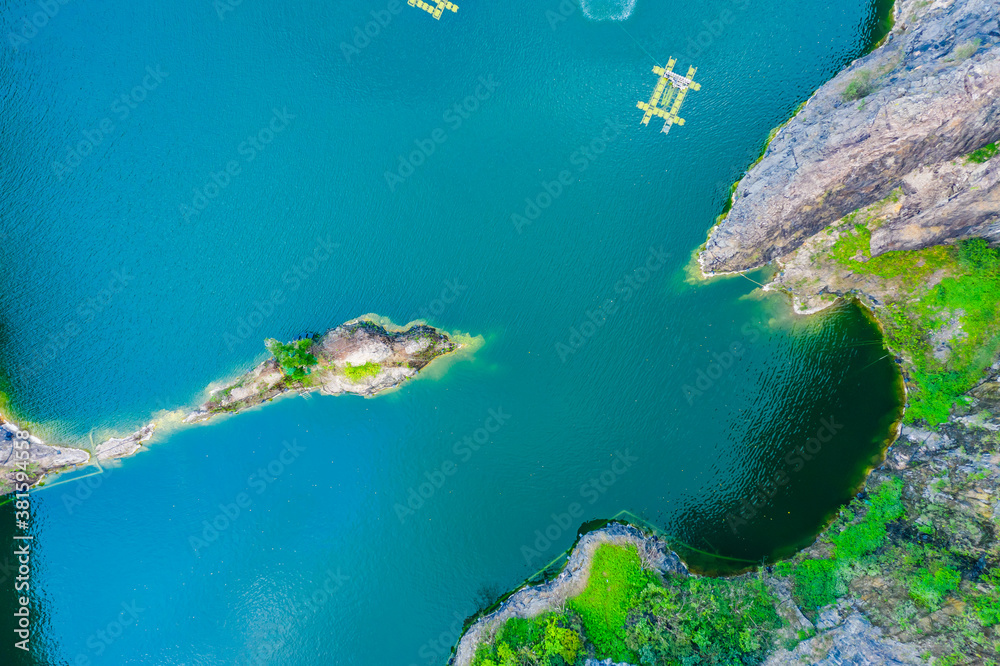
[701,0,1000,274]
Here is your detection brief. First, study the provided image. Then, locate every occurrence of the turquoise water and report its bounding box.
[0,0,900,663]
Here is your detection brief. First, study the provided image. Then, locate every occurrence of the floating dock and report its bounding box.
[408,0,458,19]
[636,58,701,135]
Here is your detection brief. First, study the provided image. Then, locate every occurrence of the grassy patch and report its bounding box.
[842,70,876,101]
[829,233,1000,426]
[791,479,904,611]
[475,543,781,665]
[343,361,382,382]
[953,38,981,62]
[967,142,998,164]
[569,544,657,660]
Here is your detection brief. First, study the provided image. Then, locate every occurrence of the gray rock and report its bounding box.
[702,0,1000,274]
[0,420,90,488]
[765,606,923,665]
[95,423,156,460]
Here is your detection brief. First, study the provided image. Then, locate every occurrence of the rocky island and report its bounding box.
[185,316,459,422]
[453,0,1000,663]
[0,316,463,491]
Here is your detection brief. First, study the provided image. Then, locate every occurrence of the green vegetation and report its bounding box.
[623,574,781,664]
[473,544,781,665]
[842,70,876,101]
[472,613,585,666]
[265,337,318,380]
[781,477,1000,659]
[967,142,998,164]
[569,544,658,659]
[343,361,382,382]
[828,230,1000,425]
[974,568,1000,627]
[953,38,981,62]
[790,479,904,611]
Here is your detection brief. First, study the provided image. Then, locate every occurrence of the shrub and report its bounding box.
[966,142,998,164]
[793,558,841,609]
[974,568,1000,627]
[843,70,876,101]
[953,38,981,61]
[909,565,960,609]
[266,337,318,379]
[477,545,782,665]
[344,361,382,382]
[792,480,904,610]
[471,613,584,666]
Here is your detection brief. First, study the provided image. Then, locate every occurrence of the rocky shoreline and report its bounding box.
[0,315,463,491]
[450,524,689,666]
[701,0,1000,275]
[452,365,1000,663]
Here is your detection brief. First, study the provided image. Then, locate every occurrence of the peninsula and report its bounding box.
[0,316,464,491]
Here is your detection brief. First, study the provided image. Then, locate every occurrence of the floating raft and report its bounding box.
[636,58,701,135]
[408,0,458,19]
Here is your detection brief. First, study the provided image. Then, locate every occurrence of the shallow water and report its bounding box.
[0,0,900,663]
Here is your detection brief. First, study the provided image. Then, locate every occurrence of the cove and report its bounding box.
[0,0,900,663]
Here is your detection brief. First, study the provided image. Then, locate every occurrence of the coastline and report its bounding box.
[0,315,470,492]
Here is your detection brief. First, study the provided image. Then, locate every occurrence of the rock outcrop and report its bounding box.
[701,0,1000,274]
[0,419,90,490]
[184,317,459,423]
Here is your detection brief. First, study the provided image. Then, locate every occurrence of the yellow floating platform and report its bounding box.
[636,59,700,135]
[408,0,458,19]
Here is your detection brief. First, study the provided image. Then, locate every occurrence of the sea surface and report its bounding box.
[0,0,900,663]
